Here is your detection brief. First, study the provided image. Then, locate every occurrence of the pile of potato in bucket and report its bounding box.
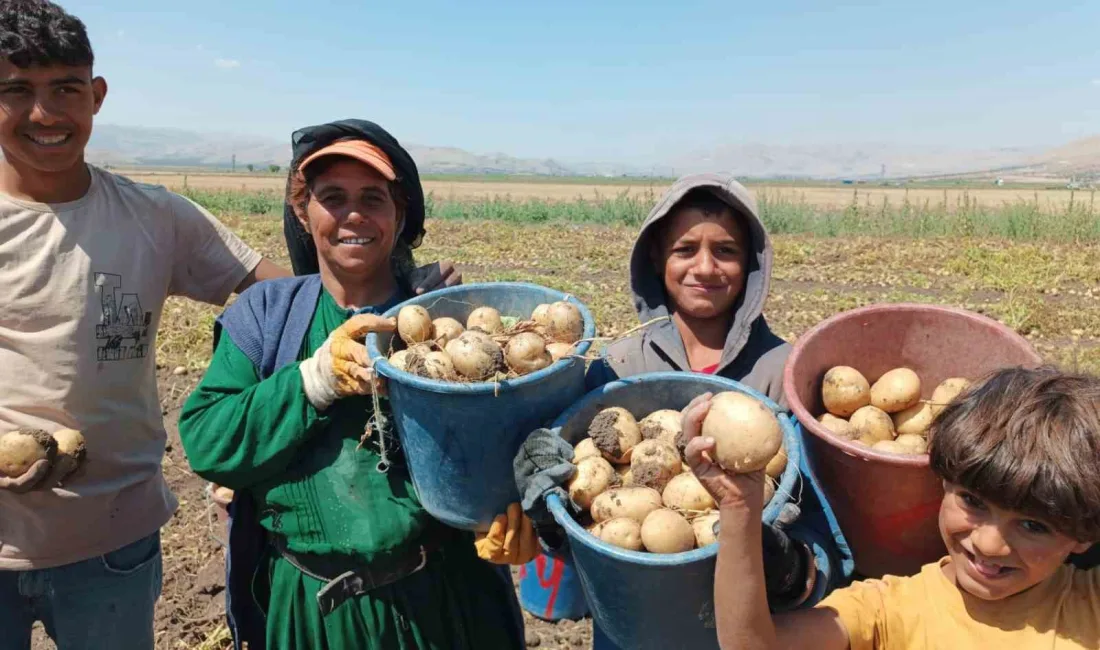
[566,392,787,554]
[0,427,86,488]
[817,366,971,454]
[387,301,584,382]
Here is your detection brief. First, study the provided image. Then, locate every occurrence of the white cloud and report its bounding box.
[214,58,241,69]
[1092,79,1100,86]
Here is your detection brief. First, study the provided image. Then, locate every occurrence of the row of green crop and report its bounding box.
[180,187,1100,242]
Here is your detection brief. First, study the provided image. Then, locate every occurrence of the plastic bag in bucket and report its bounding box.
[366,282,596,531]
[546,372,802,650]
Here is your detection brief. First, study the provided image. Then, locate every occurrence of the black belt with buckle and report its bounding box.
[271,535,443,615]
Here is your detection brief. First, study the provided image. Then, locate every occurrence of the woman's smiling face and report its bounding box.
[299,157,401,283]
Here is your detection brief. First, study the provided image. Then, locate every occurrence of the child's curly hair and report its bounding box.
[929,366,1100,542]
[0,0,93,69]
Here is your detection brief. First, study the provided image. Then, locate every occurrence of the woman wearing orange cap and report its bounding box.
[178,120,527,650]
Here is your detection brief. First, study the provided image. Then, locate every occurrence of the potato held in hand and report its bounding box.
[0,428,56,479]
[49,428,87,484]
[700,392,783,474]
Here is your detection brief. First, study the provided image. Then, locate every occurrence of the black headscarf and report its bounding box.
[282,119,426,276]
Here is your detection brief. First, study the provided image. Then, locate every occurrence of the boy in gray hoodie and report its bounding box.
[516,173,854,646]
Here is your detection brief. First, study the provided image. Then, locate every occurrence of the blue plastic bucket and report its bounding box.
[365,282,596,531]
[518,553,590,621]
[546,372,802,650]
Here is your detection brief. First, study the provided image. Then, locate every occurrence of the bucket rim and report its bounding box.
[781,302,1044,468]
[549,371,802,566]
[365,282,597,395]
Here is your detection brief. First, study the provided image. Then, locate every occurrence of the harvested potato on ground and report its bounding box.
[407,349,457,381]
[504,332,553,375]
[49,428,86,484]
[871,440,912,455]
[893,402,934,437]
[692,512,720,547]
[764,443,787,479]
[445,331,503,380]
[588,407,642,463]
[597,517,643,551]
[546,342,574,361]
[894,434,928,454]
[568,457,615,510]
[396,305,433,345]
[641,509,696,554]
[629,440,681,492]
[591,486,663,524]
[870,368,921,413]
[822,366,871,417]
[930,377,971,416]
[818,413,856,439]
[467,307,503,334]
[638,409,683,450]
[700,392,783,473]
[431,317,465,346]
[545,301,584,344]
[662,472,716,512]
[850,405,895,443]
[0,428,56,478]
[531,304,552,327]
[573,438,601,464]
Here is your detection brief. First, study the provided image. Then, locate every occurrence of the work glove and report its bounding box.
[475,503,539,565]
[514,428,578,552]
[0,458,51,493]
[410,261,463,295]
[300,314,396,411]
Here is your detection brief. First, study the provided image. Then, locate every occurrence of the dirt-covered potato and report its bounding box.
[700,392,783,473]
[870,368,921,413]
[397,305,433,345]
[545,301,584,344]
[0,428,56,478]
[49,428,87,484]
[930,377,971,416]
[431,317,465,346]
[661,472,716,511]
[504,332,553,375]
[597,517,643,551]
[388,349,411,372]
[445,331,504,380]
[568,456,615,510]
[587,407,642,463]
[628,440,682,492]
[641,509,695,554]
[467,307,503,334]
[591,486,663,524]
[850,405,895,443]
[407,348,457,381]
[692,512,720,547]
[822,366,871,417]
[638,409,683,450]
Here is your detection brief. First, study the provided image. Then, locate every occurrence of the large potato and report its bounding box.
[818,413,856,439]
[504,332,553,375]
[641,509,696,554]
[638,409,683,450]
[629,440,682,492]
[893,402,934,437]
[597,517,643,551]
[821,366,871,417]
[930,377,971,416]
[49,428,87,484]
[662,472,716,511]
[572,438,601,464]
[591,486,663,524]
[397,305,433,345]
[587,407,642,463]
[700,392,782,473]
[445,332,503,380]
[870,368,921,413]
[692,512,720,547]
[568,457,615,510]
[0,428,56,478]
[545,301,584,344]
[850,405,895,443]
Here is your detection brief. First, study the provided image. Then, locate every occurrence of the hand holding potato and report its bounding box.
[0,457,51,492]
[680,393,768,512]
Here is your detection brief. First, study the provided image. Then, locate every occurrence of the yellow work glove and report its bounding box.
[300,314,396,411]
[475,503,539,566]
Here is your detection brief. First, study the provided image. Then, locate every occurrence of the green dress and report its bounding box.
[179,288,523,650]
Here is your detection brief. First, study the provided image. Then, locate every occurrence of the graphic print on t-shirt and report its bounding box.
[94,272,152,361]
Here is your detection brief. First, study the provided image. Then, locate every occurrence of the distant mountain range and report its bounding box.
[85,123,1100,181]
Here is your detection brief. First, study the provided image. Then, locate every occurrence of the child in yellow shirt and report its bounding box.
[680,366,1100,650]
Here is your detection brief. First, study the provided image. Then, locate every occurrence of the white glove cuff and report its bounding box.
[300,339,340,411]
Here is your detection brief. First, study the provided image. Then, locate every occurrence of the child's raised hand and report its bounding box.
[680,392,768,511]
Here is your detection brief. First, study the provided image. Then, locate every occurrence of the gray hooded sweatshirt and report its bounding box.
[586,172,790,407]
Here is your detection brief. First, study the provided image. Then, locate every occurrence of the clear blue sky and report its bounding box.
[68,0,1100,164]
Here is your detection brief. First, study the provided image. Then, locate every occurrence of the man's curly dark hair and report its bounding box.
[0,0,93,69]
